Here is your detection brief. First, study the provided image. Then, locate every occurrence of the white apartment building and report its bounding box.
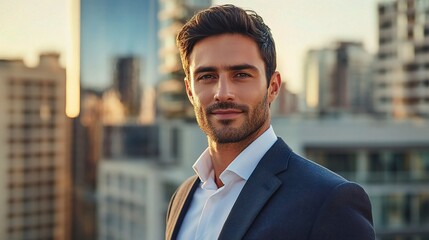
[97,121,205,240]
[375,0,429,118]
[98,160,178,240]
[0,54,70,240]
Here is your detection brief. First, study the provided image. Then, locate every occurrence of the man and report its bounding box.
[166,4,375,240]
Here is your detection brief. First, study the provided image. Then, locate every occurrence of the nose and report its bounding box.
[214,77,235,102]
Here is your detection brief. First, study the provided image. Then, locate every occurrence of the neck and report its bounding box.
[207,124,270,188]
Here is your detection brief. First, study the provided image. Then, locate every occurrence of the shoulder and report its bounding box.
[165,175,200,239]
[178,175,199,191]
[170,175,199,206]
[307,179,375,239]
[289,151,346,184]
[273,144,374,238]
[271,139,368,206]
[269,138,345,185]
[166,175,199,220]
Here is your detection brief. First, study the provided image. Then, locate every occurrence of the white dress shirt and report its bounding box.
[177,126,277,240]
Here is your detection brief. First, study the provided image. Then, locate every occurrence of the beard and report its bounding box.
[194,93,269,144]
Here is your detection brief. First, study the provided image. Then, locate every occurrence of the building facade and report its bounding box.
[98,160,183,240]
[157,0,211,119]
[303,42,374,116]
[375,0,429,118]
[271,81,299,117]
[97,121,205,240]
[0,54,71,240]
[113,57,142,117]
[98,160,162,240]
[71,89,103,240]
[75,1,161,238]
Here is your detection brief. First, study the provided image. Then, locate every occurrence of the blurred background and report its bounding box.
[1,0,429,239]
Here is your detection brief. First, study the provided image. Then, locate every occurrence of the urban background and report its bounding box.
[1,0,429,239]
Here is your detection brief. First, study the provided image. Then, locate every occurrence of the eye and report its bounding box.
[235,72,251,78]
[197,74,216,81]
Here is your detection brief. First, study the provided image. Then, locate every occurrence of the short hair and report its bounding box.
[176,4,277,84]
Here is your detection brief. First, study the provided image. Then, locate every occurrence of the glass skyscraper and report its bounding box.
[80,0,159,90]
[74,1,160,239]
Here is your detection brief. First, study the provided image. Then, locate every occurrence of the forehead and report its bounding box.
[189,34,264,73]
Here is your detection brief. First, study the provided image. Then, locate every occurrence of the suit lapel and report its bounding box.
[166,175,200,240]
[219,138,292,240]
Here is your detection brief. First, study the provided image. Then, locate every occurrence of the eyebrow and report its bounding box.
[227,64,258,72]
[193,64,258,75]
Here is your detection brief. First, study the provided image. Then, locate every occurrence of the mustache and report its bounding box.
[206,102,249,113]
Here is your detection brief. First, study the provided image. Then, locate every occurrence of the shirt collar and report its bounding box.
[193,126,277,187]
[193,148,213,184]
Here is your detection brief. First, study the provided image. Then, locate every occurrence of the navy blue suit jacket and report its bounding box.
[166,138,375,240]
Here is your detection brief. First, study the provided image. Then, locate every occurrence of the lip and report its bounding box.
[211,109,243,120]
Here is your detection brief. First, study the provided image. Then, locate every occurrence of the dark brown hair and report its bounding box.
[176,4,277,84]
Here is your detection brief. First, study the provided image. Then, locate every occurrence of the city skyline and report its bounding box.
[0,0,390,93]
[1,1,428,239]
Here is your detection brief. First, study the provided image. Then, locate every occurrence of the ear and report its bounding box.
[267,71,282,104]
[184,77,194,105]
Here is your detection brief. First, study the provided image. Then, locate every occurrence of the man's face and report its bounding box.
[185,34,280,144]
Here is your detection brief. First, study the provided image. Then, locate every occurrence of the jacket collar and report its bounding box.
[219,138,292,239]
[169,138,292,240]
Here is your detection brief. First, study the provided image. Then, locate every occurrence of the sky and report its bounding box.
[0,0,392,93]
[213,0,385,93]
[0,0,68,66]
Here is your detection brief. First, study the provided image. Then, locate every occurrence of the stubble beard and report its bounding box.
[194,94,269,144]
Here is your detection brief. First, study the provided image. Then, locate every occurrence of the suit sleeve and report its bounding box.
[308,182,375,240]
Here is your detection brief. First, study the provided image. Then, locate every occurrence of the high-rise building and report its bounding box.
[75,1,160,238]
[71,89,103,240]
[303,42,374,116]
[157,0,211,119]
[113,56,142,117]
[0,53,71,240]
[375,0,429,118]
[80,0,159,91]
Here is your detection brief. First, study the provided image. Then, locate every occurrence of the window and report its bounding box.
[171,127,180,159]
[380,193,412,227]
[419,193,429,225]
[323,152,357,173]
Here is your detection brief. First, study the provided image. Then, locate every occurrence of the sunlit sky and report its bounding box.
[0,0,68,66]
[0,0,393,93]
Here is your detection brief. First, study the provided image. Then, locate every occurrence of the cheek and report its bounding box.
[240,86,266,102]
[193,88,214,105]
